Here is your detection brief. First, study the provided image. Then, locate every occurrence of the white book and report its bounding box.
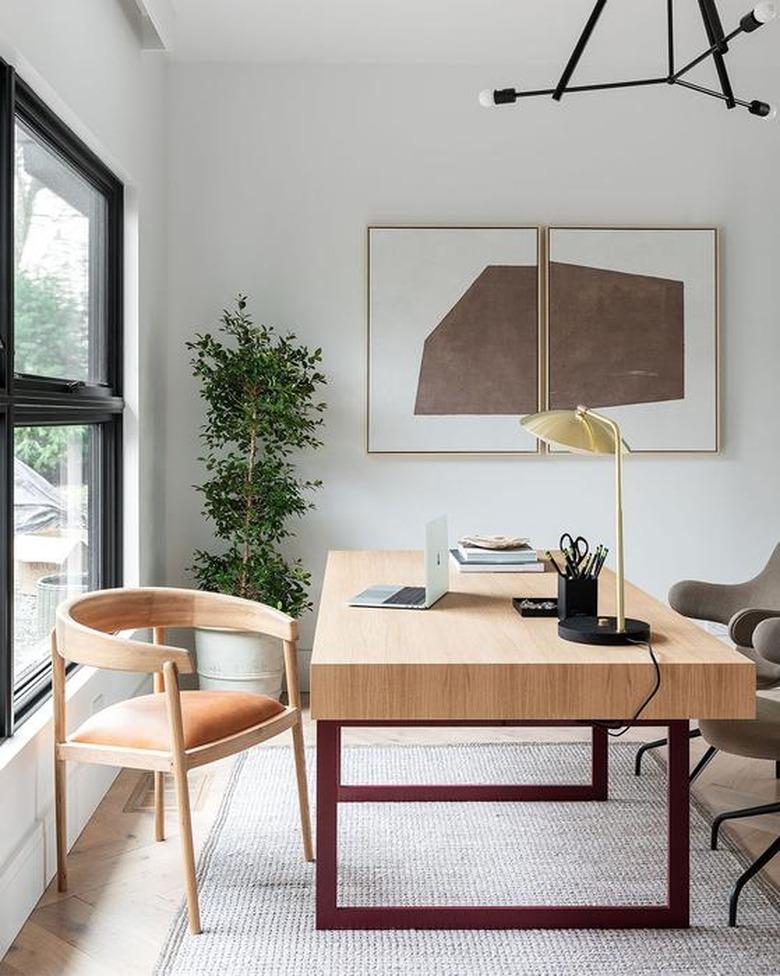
[457,544,538,563]
[450,550,546,573]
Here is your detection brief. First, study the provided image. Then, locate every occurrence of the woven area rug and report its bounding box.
[155,743,780,975]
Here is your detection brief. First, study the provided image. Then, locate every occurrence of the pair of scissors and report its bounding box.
[560,533,589,573]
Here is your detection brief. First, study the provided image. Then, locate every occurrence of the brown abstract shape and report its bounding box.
[549,262,684,410]
[414,265,538,415]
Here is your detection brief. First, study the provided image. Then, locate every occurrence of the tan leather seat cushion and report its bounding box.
[71,691,285,752]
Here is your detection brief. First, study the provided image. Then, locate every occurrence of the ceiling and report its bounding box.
[169,0,756,67]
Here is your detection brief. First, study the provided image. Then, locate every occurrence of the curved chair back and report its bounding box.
[56,586,297,674]
[742,543,780,608]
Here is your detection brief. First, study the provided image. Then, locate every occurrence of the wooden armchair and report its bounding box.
[53,586,313,935]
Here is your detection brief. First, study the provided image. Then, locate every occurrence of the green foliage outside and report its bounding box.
[14,270,87,481]
[15,269,87,379]
[188,295,326,617]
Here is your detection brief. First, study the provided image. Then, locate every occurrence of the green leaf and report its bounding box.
[187,295,327,616]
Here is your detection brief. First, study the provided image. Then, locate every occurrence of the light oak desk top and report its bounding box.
[310,550,755,722]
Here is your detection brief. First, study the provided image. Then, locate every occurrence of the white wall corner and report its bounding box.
[121,0,176,51]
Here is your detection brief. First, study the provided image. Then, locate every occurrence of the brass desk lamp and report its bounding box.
[521,406,650,645]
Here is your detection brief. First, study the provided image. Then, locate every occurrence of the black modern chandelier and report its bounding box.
[479,0,776,119]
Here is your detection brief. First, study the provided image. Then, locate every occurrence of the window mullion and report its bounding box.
[0,62,13,735]
[0,409,13,736]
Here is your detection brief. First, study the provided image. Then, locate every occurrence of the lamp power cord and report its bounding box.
[596,637,661,738]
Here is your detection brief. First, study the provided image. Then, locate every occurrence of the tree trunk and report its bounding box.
[239,428,257,597]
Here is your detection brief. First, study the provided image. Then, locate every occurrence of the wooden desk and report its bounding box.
[311,550,756,931]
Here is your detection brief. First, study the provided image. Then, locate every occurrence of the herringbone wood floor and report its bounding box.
[1,703,778,975]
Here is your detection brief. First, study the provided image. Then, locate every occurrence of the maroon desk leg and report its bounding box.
[591,723,609,800]
[315,721,340,929]
[315,719,689,930]
[667,719,691,926]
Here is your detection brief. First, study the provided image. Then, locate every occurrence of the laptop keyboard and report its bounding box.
[383,586,426,606]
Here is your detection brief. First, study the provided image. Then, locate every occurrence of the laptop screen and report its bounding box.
[424,515,449,607]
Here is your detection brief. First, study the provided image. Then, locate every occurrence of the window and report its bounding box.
[0,61,123,733]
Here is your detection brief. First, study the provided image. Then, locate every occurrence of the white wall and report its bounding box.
[0,0,166,955]
[165,61,780,648]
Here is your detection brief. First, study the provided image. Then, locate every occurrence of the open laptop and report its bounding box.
[348,515,449,609]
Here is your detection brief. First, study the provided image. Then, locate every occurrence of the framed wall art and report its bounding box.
[546,226,719,453]
[367,226,543,454]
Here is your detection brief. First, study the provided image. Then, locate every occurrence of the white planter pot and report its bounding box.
[194,628,284,700]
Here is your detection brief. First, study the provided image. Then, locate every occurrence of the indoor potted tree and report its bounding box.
[188,295,326,698]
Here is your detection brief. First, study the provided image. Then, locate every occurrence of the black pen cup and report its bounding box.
[557,575,598,620]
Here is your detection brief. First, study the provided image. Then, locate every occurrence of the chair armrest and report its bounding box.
[752,616,780,664]
[668,579,749,625]
[728,608,780,648]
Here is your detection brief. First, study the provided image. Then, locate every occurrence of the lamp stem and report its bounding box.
[613,421,625,632]
[583,409,626,631]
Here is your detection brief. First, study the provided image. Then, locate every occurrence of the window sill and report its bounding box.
[0,665,149,773]
[0,667,97,769]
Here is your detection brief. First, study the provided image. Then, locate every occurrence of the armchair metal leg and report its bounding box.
[689,745,718,784]
[634,727,702,776]
[729,835,780,927]
[711,801,780,850]
[775,759,780,780]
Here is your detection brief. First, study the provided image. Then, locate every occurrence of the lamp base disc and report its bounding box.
[558,615,651,645]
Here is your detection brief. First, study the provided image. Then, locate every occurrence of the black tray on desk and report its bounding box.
[512,597,558,618]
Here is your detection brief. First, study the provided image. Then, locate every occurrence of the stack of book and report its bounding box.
[449,539,545,573]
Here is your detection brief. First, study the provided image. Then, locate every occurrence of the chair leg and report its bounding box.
[154,771,165,842]
[775,759,780,780]
[711,800,780,850]
[689,745,718,784]
[54,756,68,893]
[171,757,201,934]
[729,834,780,927]
[634,727,702,776]
[153,667,166,842]
[291,720,314,862]
[163,660,201,935]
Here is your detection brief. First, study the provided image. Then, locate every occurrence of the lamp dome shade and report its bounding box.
[520,409,627,455]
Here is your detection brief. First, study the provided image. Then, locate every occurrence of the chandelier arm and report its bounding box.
[671,24,744,82]
[697,0,737,107]
[551,0,609,102]
[673,77,751,109]
[510,77,668,100]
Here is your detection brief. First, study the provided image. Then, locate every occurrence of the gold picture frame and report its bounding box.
[366,225,544,456]
[545,226,720,456]
[366,224,720,457]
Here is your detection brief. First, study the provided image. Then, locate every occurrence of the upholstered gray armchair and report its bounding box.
[635,544,780,780]
[669,541,780,690]
[699,615,780,926]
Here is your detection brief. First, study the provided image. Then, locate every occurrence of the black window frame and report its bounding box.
[0,60,123,735]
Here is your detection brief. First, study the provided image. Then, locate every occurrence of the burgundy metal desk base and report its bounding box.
[315,719,690,930]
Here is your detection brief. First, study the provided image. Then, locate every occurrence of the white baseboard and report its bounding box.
[0,759,119,957]
[0,669,150,959]
[0,821,44,957]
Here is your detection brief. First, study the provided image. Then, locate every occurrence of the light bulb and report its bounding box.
[749,98,776,117]
[478,89,496,108]
[741,1,776,29]
[764,104,778,120]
